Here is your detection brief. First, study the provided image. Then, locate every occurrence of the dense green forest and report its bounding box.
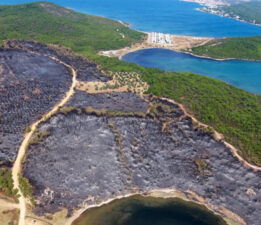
[193,2,261,60]
[219,1,261,25]
[0,1,145,52]
[0,2,261,166]
[189,36,261,60]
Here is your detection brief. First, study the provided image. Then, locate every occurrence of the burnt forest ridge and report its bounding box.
[0,1,260,225]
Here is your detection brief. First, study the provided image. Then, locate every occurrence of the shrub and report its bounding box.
[0,169,19,199]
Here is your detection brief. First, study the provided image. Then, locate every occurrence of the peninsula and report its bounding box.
[188,36,261,61]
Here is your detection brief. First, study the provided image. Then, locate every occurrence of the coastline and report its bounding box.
[180,0,261,27]
[180,0,228,8]
[198,8,261,28]
[66,188,245,225]
[99,32,215,60]
[181,50,261,62]
[99,32,261,62]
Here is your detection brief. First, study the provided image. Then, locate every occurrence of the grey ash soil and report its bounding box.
[5,40,110,83]
[0,40,110,167]
[22,94,261,225]
[0,49,71,167]
[66,90,149,113]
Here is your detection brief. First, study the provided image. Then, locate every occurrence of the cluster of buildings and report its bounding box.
[148,32,174,46]
[182,0,228,8]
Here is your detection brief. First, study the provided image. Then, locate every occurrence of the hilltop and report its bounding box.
[0,1,145,52]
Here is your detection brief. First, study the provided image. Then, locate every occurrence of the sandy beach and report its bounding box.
[99,32,214,59]
[99,32,261,62]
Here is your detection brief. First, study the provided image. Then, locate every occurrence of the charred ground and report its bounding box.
[0,42,71,167]
[0,40,111,168]
[22,92,261,225]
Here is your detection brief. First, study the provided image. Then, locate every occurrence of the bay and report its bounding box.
[122,48,261,94]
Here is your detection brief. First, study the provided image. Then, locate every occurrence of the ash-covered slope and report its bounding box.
[0,42,71,167]
[0,40,109,167]
[22,93,261,225]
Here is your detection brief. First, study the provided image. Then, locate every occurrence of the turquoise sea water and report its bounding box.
[122,48,261,94]
[3,0,261,37]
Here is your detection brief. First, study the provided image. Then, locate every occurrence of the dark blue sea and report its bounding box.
[122,48,261,94]
[3,0,261,37]
[3,0,261,93]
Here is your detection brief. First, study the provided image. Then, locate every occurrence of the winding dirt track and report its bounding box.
[11,56,77,225]
[160,97,261,172]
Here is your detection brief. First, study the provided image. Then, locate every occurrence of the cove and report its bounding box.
[2,0,261,37]
[72,195,227,225]
[122,48,261,94]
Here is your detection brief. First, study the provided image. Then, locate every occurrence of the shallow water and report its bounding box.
[122,48,261,94]
[3,0,261,37]
[72,195,228,225]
